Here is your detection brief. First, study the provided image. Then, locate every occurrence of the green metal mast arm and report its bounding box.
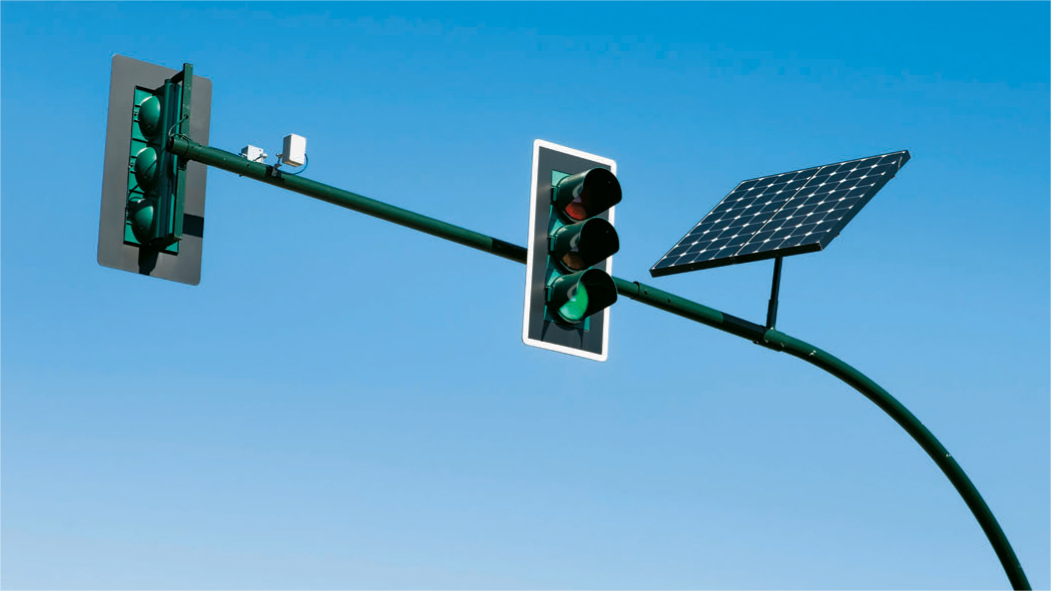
[170,137,528,264]
[760,329,1030,590]
[168,136,1030,590]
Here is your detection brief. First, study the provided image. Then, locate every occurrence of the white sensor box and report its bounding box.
[281,134,306,167]
[240,145,267,163]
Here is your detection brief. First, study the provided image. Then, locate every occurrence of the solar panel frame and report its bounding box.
[649,150,910,277]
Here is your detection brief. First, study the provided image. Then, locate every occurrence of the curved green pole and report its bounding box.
[616,279,1031,590]
[170,137,1030,589]
[759,329,1030,589]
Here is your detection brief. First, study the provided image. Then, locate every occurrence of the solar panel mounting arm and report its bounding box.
[766,256,784,329]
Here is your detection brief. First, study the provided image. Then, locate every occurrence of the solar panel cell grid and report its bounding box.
[649,151,909,277]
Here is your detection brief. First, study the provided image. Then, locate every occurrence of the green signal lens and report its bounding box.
[558,282,589,323]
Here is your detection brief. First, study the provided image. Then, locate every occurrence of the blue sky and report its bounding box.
[2,2,1048,589]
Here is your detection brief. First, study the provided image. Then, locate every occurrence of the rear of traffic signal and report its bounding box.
[98,56,211,285]
[125,66,193,251]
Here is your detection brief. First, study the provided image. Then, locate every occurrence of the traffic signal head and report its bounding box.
[126,81,182,249]
[98,55,212,285]
[523,140,621,361]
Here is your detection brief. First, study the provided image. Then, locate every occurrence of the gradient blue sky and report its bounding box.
[2,3,1048,589]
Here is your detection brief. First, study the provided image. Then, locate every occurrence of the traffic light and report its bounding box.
[523,140,621,361]
[126,76,185,250]
[98,55,211,285]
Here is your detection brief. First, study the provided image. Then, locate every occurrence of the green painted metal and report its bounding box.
[124,63,194,253]
[125,87,153,245]
[760,329,1031,590]
[125,84,180,253]
[169,137,530,263]
[126,197,155,244]
[137,95,162,138]
[133,147,160,186]
[611,278,768,342]
[171,63,193,240]
[614,278,1031,589]
[169,135,1030,589]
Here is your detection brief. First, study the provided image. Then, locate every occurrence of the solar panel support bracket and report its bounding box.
[766,256,784,329]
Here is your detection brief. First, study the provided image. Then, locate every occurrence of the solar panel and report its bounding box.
[649,150,910,277]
